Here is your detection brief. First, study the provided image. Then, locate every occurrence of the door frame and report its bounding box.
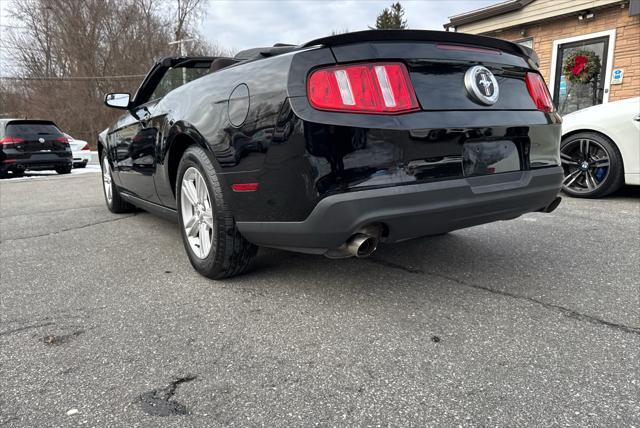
[548,29,616,104]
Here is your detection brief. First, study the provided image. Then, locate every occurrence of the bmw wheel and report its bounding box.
[560,132,624,198]
[176,145,257,279]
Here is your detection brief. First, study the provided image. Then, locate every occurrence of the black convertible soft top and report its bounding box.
[234,45,297,61]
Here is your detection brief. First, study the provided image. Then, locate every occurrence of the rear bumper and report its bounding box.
[237,166,563,253]
[1,155,72,172]
[72,151,92,164]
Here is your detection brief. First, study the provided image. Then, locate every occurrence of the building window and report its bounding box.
[514,37,534,49]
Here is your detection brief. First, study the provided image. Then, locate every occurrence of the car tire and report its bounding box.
[78,163,87,168]
[176,145,257,279]
[55,165,72,174]
[100,153,134,213]
[11,170,25,178]
[560,131,624,199]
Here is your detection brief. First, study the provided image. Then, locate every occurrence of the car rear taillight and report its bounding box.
[55,137,69,143]
[525,72,554,112]
[307,62,420,114]
[0,137,25,144]
[0,136,24,148]
[81,143,90,151]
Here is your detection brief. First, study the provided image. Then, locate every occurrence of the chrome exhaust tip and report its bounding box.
[346,233,378,258]
[539,196,562,213]
[324,224,382,259]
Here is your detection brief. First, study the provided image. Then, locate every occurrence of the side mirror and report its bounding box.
[104,92,131,109]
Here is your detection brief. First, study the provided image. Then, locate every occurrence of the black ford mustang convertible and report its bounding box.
[100,30,562,279]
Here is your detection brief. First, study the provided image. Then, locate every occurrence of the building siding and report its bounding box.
[479,3,640,102]
[453,0,620,34]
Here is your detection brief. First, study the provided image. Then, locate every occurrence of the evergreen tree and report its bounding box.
[374,2,407,30]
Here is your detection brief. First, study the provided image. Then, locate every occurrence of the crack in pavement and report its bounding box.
[367,257,640,336]
[0,322,55,337]
[43,329,85,346]
[0,306,105,327]
[0,214,137,243]
[138,375,197,416]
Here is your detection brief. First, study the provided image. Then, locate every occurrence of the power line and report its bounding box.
[0,74,146,81]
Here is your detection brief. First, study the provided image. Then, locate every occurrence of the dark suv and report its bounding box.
[0,119,73,177]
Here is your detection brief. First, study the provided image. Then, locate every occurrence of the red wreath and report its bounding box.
[571,55,588,76]
[563,50,600,84]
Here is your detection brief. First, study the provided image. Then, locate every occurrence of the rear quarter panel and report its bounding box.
[151,52,297,207]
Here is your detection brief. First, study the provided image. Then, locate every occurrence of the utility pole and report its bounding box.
[168,38,195,86]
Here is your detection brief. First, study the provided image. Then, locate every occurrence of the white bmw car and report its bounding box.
[560,97,640,198]
[64,133,92,168]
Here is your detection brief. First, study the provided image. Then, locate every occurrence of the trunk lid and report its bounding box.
[304,30,539,111]
[406,59,534,110]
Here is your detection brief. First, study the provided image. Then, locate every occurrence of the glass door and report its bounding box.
[553,36,609,115]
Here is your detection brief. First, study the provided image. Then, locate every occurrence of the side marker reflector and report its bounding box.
[231,183,259,192]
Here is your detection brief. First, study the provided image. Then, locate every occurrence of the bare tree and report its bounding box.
[170,0,208,53]
[2,0,224,145]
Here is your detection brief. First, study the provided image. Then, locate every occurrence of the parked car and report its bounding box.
[100,30,563,279]
[560,97,640,198]
[64,133,92,168]
[0,119,72,177]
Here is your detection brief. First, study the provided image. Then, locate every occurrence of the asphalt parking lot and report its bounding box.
[0,168,638,427]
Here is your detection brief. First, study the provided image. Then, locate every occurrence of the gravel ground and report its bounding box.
[0,170,638,427]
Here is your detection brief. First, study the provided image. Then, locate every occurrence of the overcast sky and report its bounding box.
[200,0,497,50]
[0,0,498,76]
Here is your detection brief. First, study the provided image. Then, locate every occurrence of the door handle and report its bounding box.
[633,114,640,122]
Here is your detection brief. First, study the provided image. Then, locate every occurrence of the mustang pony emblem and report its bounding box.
[464,65,499,105]
[478,73,493,96]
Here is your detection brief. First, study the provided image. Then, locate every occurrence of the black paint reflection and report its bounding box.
[298,123,545,195]
[131,127,158,167]
[218,128,271,166]
[462,141,520,176]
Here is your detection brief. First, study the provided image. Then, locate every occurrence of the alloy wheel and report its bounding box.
[180,167,214,259]
[560,138,610,194]
[102,157,113,204]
